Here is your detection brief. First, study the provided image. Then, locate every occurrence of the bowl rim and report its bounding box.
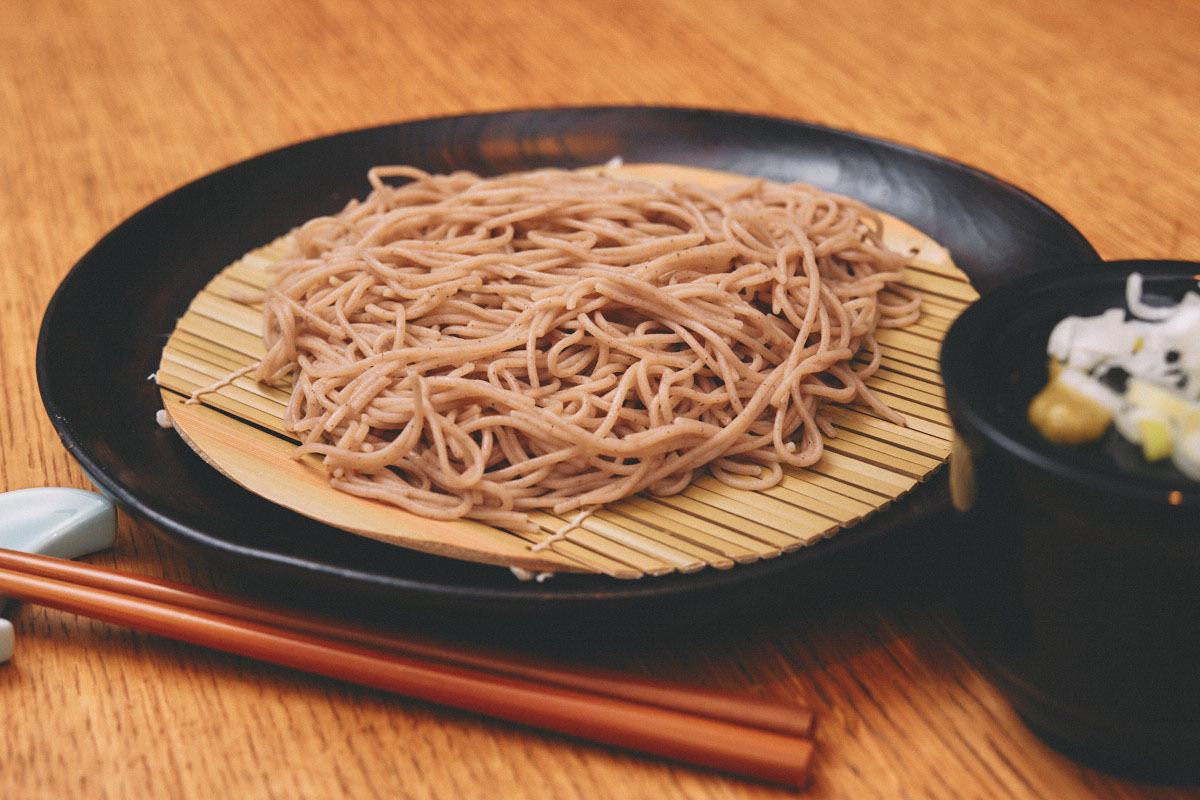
[941,258,1200,515]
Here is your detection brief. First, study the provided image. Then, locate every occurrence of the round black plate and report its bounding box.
[37,107,1098,630]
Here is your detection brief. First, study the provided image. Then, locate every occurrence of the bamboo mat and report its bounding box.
[155,164,976,579]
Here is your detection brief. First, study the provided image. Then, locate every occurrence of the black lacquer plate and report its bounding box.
[37,107,1098,631]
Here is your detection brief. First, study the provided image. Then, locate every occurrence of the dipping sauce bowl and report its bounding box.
[940,260,1200,780]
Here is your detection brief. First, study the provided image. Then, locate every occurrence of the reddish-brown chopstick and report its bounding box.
[0,547,812,738]
[0,549,814,788]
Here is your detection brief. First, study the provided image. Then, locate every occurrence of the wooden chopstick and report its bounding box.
[0,547,813,738]
[0,549,814,788]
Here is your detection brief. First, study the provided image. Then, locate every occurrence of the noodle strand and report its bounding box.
[255,167,917,534]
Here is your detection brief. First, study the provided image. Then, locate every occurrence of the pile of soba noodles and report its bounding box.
[254,166,921,533]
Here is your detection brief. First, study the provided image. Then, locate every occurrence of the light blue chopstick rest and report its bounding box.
[0,488,118,663]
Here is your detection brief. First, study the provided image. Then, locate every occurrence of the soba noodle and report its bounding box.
[252,166,921,534]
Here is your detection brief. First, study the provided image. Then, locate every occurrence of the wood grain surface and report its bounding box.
[3,0,1199,797]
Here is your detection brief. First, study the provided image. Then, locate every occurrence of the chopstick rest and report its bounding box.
[0,488,117,662]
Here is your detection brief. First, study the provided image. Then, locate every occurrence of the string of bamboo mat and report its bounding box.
[155,164,977,577]
[0,547,814,788]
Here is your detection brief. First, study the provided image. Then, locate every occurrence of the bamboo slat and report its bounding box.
[155,164,975,579]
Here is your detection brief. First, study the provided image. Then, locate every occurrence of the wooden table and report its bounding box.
[4,1,1199,797]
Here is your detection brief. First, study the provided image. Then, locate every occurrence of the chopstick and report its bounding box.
[0,548,814,788]
[0,547,813,738]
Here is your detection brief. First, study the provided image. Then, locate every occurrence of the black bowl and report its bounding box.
[941,260,1200,781]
